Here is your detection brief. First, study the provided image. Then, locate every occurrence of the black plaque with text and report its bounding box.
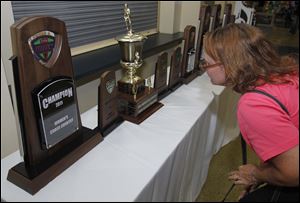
[32,76,79,149]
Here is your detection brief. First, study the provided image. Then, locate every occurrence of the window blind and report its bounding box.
[11,1,158,48]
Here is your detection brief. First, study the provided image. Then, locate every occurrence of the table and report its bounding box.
[1,73,240,202]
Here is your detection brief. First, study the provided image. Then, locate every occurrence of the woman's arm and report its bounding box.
[255,145,299,186]
[229,145,299,187]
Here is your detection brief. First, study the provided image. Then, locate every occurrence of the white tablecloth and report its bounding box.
[1,73,240,202]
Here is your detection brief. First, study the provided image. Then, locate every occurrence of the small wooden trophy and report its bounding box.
[154,52,171,100]
[168,47,183,91]
[222,3,233,27]
[195,4,212,74]
[98,71,123,136]
[181,25,198,84]
[209,4,222,31]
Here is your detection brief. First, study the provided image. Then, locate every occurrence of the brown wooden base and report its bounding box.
[99,116,123,137]
[197,68,205,76]
[7,128,103,195]
[182,71,198,84]
[158,88,172,101]
[169,81,183,92]
[121,102,163,124]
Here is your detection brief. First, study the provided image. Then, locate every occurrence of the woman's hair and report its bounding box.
[203,23,299,93]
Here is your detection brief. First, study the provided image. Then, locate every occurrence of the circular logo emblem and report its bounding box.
[106,80,116,94]
[28,31,62,68]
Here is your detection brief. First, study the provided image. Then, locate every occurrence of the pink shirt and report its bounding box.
[237,76,299,162]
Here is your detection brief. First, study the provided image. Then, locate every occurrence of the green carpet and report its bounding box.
[196,137,260,202]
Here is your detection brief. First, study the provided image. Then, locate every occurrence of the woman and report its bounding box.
[202,23,299,202]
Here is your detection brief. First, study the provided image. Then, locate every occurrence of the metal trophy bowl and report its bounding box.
[116,34,146,84]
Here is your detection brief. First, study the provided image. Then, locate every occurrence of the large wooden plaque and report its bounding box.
[7,16,102,195]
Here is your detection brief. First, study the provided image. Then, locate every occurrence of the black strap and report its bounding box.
[248,89,290,116]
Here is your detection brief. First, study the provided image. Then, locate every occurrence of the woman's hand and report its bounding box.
[228,164,262,200]
[228,164,260,186]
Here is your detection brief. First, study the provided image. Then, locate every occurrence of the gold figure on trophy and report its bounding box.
[124,4,133,35]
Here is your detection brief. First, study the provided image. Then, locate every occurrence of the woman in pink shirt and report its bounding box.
[203,23,299,202]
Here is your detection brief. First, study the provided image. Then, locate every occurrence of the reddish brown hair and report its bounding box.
[204,23,298,93]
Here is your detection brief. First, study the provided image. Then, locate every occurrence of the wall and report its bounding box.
[1,1,229,158]
[1,59,20,158]
[1,1,21,158]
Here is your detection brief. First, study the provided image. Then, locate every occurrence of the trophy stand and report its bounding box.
[7,16,102,195]
[195,5,212,74]
[116,4,163,124]
[181,25,198,84]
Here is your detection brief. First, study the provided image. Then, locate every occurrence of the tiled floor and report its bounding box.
[196,25,298,202]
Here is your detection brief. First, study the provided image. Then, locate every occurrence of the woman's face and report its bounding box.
[203,53,226,86]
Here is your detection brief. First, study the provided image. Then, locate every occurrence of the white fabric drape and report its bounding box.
[1,73,240,202]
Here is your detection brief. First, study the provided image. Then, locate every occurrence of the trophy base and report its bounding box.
[121,102,163,124]
[99,117,123,137]
[158,87,172,101]
[118,88,164,124]
[118,79,145,95]
[182,71,198,84]
[7,127,102,195]
[169,80,183,92]
[197,69,205,76]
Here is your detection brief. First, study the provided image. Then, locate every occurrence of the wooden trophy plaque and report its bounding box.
[154,52,170,100]
[195,4,212,75]
[181,25,198,84]
[209,4,222,31]
[229,14,236,24]
[7,16,103,195]
[168,47,183,91]
[98,71,123,136]
[222,4,233,27]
